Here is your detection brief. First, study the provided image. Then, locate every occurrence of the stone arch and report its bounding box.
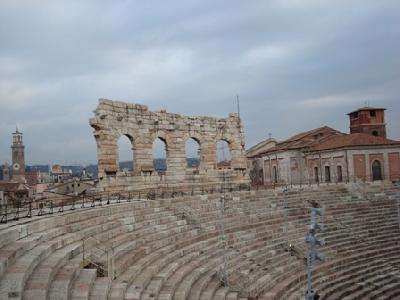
[216,139,232,168]
[185,137,201,168]
[117,134,134,172]
[90,99,249,191]
[150,130,172,145]
[152,136,168,172]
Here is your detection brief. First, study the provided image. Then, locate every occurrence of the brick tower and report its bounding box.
[348,107,386,138]
[11,128,26,183]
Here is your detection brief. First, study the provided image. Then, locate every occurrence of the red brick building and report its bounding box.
[247,107,400,185]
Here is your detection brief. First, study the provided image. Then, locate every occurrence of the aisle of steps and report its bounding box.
[70,269,97,300]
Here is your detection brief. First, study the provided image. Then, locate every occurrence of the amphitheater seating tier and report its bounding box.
[0,183,399,299]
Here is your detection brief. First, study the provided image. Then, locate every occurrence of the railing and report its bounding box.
[251,173,400,189]
[82,235,115,279]
[175,204,202,230]
[0,184,253,225]
[0,191,136,224]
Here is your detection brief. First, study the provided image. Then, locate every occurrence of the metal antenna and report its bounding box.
[236,94,240,119]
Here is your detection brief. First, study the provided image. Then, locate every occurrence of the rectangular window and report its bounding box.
[325,166,331,183]
[337,165,343,182]
[370,110,376,117]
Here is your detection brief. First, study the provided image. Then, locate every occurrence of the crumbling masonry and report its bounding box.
[90,99,249,192]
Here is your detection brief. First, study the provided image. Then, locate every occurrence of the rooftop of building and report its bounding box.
[309,132,400,151]
[251,126,399,157]
[246,138,277,158]
[0,181,30,192]
[269,126,343,152]
[347,106,386,115]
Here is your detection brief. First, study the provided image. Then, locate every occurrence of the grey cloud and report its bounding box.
[0,0,399,164]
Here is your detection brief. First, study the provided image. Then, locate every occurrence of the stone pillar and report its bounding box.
[383,152,390,181]
[94,130,119,177]
[365,153,370,181]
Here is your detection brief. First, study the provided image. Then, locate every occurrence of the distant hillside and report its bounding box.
[25,164,98,178]
[26,165,50,173]
[120,158,199,171]
[18,158,199,180]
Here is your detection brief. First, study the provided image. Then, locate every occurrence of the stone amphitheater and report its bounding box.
[2,100,400,300]
[1,182,400,300]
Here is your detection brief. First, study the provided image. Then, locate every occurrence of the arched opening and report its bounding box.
[117,135,134,172]
[337,165,343,182]
[216,140,231,169]
[372,160,383,181]
[325,166,331,183]
[185,138,200,168]
[152,137,167,173]
[314,167,319,183]
[372,130,379,137]
[272,166,278,184]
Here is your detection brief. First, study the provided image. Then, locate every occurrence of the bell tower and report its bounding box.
[348,107,386,138]
[11,128,26,183]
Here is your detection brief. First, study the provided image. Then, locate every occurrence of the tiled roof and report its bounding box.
[0,181,30,192]
[309,133,400,151]
[347,107,386,115]
[246,138,277,158]
[262,126,344,154]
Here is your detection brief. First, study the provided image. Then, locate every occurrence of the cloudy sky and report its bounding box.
[1,0,399,165]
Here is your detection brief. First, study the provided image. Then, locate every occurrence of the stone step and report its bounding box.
[23,241,81,300]
[89,277,111,300]
[70,268,97,300]
[48,256,81,300]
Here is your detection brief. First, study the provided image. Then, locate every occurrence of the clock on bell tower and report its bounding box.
[11,127,26,183]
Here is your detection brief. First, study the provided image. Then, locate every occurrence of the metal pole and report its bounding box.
[306,233,313,300]
[219,167,228,286]
[82,238,85,266]
[220,193,227,286]
[236,94,240,120]
[283,186,289,247]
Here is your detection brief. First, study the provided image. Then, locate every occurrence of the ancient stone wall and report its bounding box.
[90,99,249,192]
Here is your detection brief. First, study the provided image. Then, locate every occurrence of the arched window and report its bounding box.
[272,166,278,183]
[117,135,134,172]
[337,165,343,182]
[152,137,167,172]
[325,166,331,183]
[372,160,383,181]
[185,138,200,168]
[314,167,319,183]
[216,140,231,168]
